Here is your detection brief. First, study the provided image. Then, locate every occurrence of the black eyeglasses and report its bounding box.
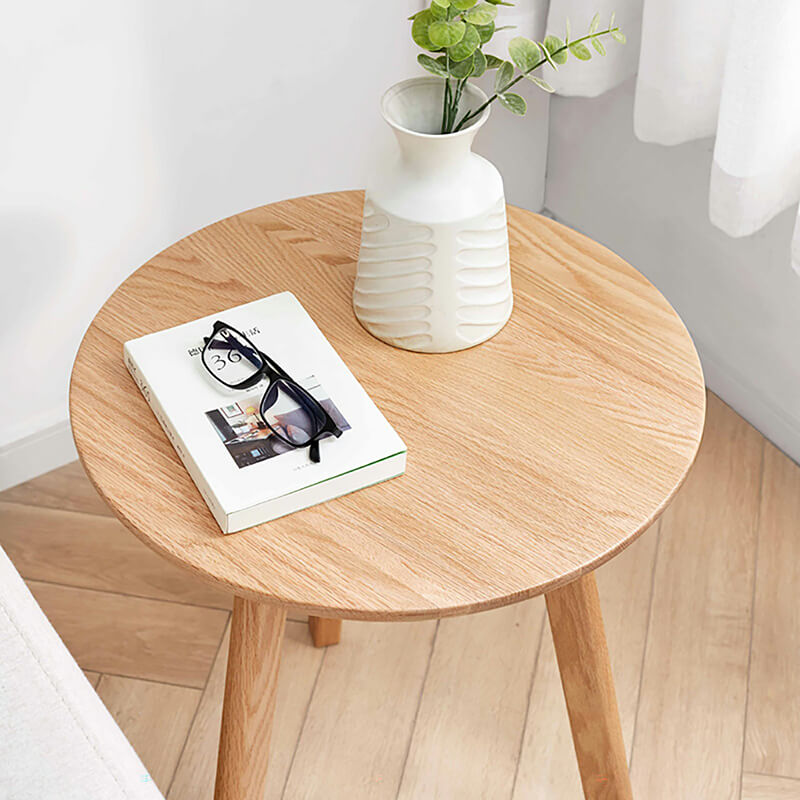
[201,320,342,463]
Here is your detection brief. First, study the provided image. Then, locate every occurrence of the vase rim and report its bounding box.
[380,76,491,140]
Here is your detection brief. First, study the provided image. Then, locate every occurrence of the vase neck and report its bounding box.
[392,127,478,173]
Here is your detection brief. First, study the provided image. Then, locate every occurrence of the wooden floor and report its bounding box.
[2,391,799,799]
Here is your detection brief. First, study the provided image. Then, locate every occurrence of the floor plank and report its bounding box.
[83,670,101,689]
[28,581,229,687]
[167,623,231,800]
[0,460,113,516]
[513,526,658,798]
[742,773,800,800]
[744,442,800,778]
[97,674,200,792]
[284,619,437,799]
[0,501,232,609]
[398,599,545,800]
[168,620,324,800]
[630,393,763,799]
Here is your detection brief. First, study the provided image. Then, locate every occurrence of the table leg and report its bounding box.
[214,596,286,800]
[545,572,633,800]
[309,616,342,647]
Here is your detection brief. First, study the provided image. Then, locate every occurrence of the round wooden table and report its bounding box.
[70,191,705,800]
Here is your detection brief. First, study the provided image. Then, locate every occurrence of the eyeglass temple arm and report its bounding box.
[307,421,342,464]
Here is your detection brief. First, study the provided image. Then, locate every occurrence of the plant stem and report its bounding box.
[443,52,453,133]
[452,27,620,132]
[447,78,467,133]
[442,79,449,133]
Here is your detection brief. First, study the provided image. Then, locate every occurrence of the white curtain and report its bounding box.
[546,0,800,274]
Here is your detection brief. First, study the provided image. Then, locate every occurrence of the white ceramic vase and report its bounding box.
[354,77,512,353]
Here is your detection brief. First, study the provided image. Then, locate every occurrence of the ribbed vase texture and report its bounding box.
[355,197,512,353]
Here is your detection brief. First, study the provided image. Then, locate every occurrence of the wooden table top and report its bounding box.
[70,191,705,621]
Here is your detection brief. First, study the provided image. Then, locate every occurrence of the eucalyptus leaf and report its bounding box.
[498,92,526,115]
[565,16,571,41]
[433,0,451,6]
[452,0,478,8]
[609,11,616,28]
[589,12,600,33]
[431,2,448,21]
[526,74,554,92]
[412,11,439,51]
[464,3,498,25]
[450,53,475,78]
[569,41,592,60]
[611,29,626,43]
[538,41,558,69]
[508,36,540,72]
[418,53,450,78]
[429,18,466,47]
[495,59,514,92]
[544,35,567,65]
[472,48,487,76]
[484,53,504,68]
[475,22,495,43]
[448,23,480,60]
[592,37,606,55]
[487,0,515,4]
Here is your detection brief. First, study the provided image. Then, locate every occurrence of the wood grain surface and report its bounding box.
[630,392,763,798]
[0,460,114,516]
[308,616,342,647]
[0,501,232,609]
[167,621,326,800]
[546,573,633,800]
[398,599,546,799]
[284,618,437,799]
[745,442,800,777]
[214,597,286,800]
[742,773,800,800]
[96,675,200,791]
[69,191,705,620]
[513,527,657,798]
[83,670,101,688]
[28,580,228,687]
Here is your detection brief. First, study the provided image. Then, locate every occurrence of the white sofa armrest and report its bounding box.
[0,546,165,799]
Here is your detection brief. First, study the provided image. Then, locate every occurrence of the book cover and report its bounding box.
[123,292,406,532]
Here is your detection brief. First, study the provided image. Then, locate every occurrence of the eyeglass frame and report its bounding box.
[201,320,342,463]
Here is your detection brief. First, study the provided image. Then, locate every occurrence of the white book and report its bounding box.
[123,292,406,533]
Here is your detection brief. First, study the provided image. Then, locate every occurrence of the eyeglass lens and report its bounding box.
[203,327,264,386]
[261,379,326,446]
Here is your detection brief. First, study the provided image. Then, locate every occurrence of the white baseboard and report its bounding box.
[0,420,78,493]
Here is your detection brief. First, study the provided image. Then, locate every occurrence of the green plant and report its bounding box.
[409,2,625,134]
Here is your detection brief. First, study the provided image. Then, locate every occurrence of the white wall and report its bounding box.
[0,0,412,452]
[546,79,800,463]
[0,0,550,489]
